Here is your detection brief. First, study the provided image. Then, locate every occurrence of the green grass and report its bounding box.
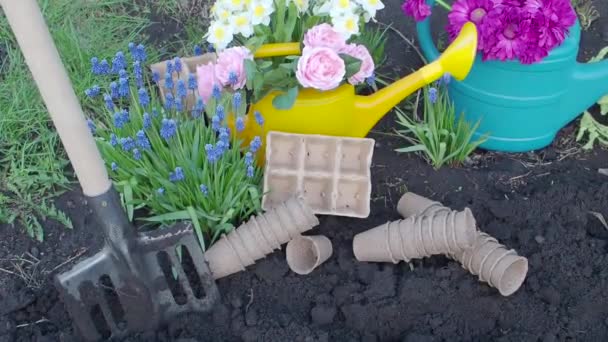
[0,0,148,240]
[394,83,488,169]
[571,0,600,31]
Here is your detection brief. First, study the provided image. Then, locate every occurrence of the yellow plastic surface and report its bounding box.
[233,22,479,164]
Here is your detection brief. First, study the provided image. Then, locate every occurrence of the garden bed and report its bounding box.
[1,0,608,341]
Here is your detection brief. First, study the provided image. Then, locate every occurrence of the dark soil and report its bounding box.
[2,1,608,341]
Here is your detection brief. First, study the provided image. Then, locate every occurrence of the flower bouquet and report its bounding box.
[196,0,388,111]
[402,0,577,64]
[398,0,608,153]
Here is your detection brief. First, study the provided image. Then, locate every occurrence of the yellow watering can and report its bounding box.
[232,22,478,163]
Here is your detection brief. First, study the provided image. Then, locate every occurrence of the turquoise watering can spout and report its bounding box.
[415,0,608,152]
[570,57,608,117]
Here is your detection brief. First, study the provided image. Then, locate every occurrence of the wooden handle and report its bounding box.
[1,0,111,197]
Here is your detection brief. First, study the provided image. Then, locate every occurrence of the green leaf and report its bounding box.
[187,206,206,251]
[284,2,299,42]
[599,95,608,115]
[272,86,299,110]
[245,59,257,89]
[340,54,362,79]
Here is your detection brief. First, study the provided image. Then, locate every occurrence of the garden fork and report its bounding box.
[0,0,220,340]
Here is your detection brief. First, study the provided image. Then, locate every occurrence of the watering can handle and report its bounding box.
[415,0,442,63]
[254,43,302,59]
[0,0,112,197]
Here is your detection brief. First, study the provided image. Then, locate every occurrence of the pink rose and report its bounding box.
[296,46,346,91]
[303,23,347,51]
[339,44,375,85]
[196,62,219,102]
[214,46,253,90]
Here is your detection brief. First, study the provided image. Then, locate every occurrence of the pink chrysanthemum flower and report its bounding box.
[447,0,494,50]
[485,7,536,62]
[401,0,432,22]
[523,0,577,50]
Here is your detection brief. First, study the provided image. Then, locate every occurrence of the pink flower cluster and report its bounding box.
[402,0,577,64]
[196,46,253,102]
[296,24,375,91]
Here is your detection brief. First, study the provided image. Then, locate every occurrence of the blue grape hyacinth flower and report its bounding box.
[428,87,438,104]
[164,93,174,111]
[113,111,127,129]
[160,118,177,141]
[111,51,126,74]
[216,104,225,121]
[111,162,118,171]
[85,85,100,98]
[254,111,264,126]
[136,130,151,150]
[138,88,150,107]
[250,136,262,153]
[169,167,184,182]
[133,61,143,88]
[133,148,142,161]
[233,92,241,110]
[118,78,129,98]
[110,133,118,147]
[228,71,238,86]
[212,85,221,100]
[205,144,218,163]
[110,82,119,99]
[188,73,197,90]
[236,117,245,132]
[174,98,183,112]
[177,80,187,99]
[166,60,174,74]
[365,73,376,87]
[91,57,102,75]
[86,119,96,134]
[244,152,253,166]
[128,42,136,56]
[119,69,128,79]
[194,45,202,56]
[99,59,110,75]
[173,57,182,73]
[120,137,135,151]
[164,72,174,90]
[104,94,114,111]
[152,71,160,84]
[211,115,221,132]
[143,112,152,129]
[157,187,165,195]
[247,166,254,178]
[199,184,208,196]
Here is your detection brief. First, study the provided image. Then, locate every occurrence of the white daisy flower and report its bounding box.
[225,0,246,12]
[288,0,310,13]
[211,3,233,23]
[354,0,384,21]
[329,0,356,17]
[206,20,235,50]
[250,0,275,26]
[332,11,360,39]
[233,12,254,37]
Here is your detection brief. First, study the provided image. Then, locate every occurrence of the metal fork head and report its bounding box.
[54,223,220,341]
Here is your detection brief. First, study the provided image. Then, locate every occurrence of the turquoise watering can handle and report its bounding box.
[415,0,441,62]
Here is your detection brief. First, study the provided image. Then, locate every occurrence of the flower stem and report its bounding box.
[435,0,452,10]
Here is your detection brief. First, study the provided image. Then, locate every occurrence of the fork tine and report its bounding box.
[167,248,196,301]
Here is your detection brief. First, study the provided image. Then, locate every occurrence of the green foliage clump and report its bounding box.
[85,45,264,250]
[394,76,487,169]
[0,0,148,240]
[577,47,608,150]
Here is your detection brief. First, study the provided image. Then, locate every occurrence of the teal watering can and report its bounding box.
[416,0,608,152]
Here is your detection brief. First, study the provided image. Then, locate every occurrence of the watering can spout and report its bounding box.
[353,22,478,135]
[569,58,608,119]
